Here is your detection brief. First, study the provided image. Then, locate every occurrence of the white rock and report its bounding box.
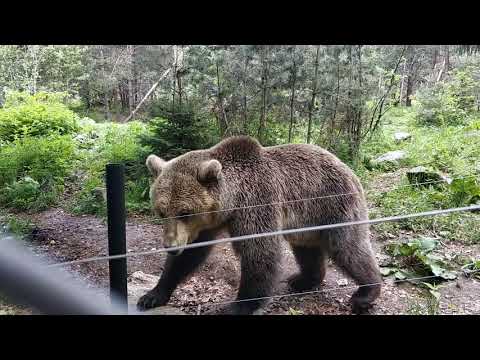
[394,132,412,142]
[375,150,407,163]
[127,271,187,315]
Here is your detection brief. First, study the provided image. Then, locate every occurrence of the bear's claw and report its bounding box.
[137,290,168,311]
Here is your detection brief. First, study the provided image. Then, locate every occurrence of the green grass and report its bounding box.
[361,107,480,244]
[0,209,34,236]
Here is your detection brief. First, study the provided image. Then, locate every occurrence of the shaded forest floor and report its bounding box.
[3,190,479,315]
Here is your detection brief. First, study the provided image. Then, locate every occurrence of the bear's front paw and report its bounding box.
[287,273,321,292]
[137,290,169,311]
[351,296,374,315]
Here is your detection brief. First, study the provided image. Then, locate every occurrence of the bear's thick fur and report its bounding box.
[137,136,382,314]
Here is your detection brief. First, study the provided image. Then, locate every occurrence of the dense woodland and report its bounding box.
[1,45,479,157]
[1,45,480,315]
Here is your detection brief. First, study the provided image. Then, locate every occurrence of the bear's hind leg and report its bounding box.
[287,243,327,292]
[330,227,382,314]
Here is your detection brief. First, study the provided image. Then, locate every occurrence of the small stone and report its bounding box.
[407,166,452,186]
[49,240,55,245]
[150,247,156,251]
[372,150,407,168]
[394,132,412,142]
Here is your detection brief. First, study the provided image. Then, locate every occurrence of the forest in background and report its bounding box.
[1,45,479,158]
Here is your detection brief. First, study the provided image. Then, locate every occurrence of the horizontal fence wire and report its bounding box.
[47,204,480,268]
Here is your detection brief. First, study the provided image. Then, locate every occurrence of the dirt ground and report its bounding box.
[3,205,479,315]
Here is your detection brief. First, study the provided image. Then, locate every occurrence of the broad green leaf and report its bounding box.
[380,267,397,276]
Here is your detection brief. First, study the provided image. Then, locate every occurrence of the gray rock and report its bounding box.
[465,130,480,137]
[374,150,407,164]
[394,132,412,142]
[406,166,451,186]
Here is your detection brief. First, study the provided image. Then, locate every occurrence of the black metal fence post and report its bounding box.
[106,163,128,313]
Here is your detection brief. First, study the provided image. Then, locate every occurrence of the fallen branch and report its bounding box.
[124,67,172,122]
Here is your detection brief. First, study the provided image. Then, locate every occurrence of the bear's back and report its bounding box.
[211,137,365,214]
[211,137,361,192]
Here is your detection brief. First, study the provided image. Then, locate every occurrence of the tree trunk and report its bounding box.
[177,75,183,108]
[242,55,249,134]
[216,59,228,137]
[30,45,39,94]
[329,49,341,148]
[99,47,111,120]
[177,45,184,108]
[445,45,450,72]
[172,46,178,112]
[307,45,320,144]
[257,46,269,143]
[128,45,135,112]
[436,59,446,83]
[104,92,111,121]
[399,58,406,105]
[405,75,413,107]
[288,50,297,143]
[348,45,363,158]
[432,47,438,70]
[405,46,415,107]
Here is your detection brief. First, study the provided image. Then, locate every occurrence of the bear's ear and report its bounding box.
[197,159,222,184]
[146,155,166,177]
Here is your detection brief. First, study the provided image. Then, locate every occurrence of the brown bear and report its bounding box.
[137,136,382,314]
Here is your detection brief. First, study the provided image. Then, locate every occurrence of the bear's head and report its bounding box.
[146,152,224,255]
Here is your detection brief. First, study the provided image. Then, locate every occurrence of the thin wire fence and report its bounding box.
[47,204,480,268]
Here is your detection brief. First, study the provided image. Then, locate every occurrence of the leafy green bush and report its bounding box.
[461,259,480,280]
[125,178,151,214]
[0,176,59,211]
[70,176,106,216]
[414,68,478,126]
[0,135,75,211]
[71,121,152,216]
[0,91,79,142]
[381,236,457,281]
[449,177,480,206]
